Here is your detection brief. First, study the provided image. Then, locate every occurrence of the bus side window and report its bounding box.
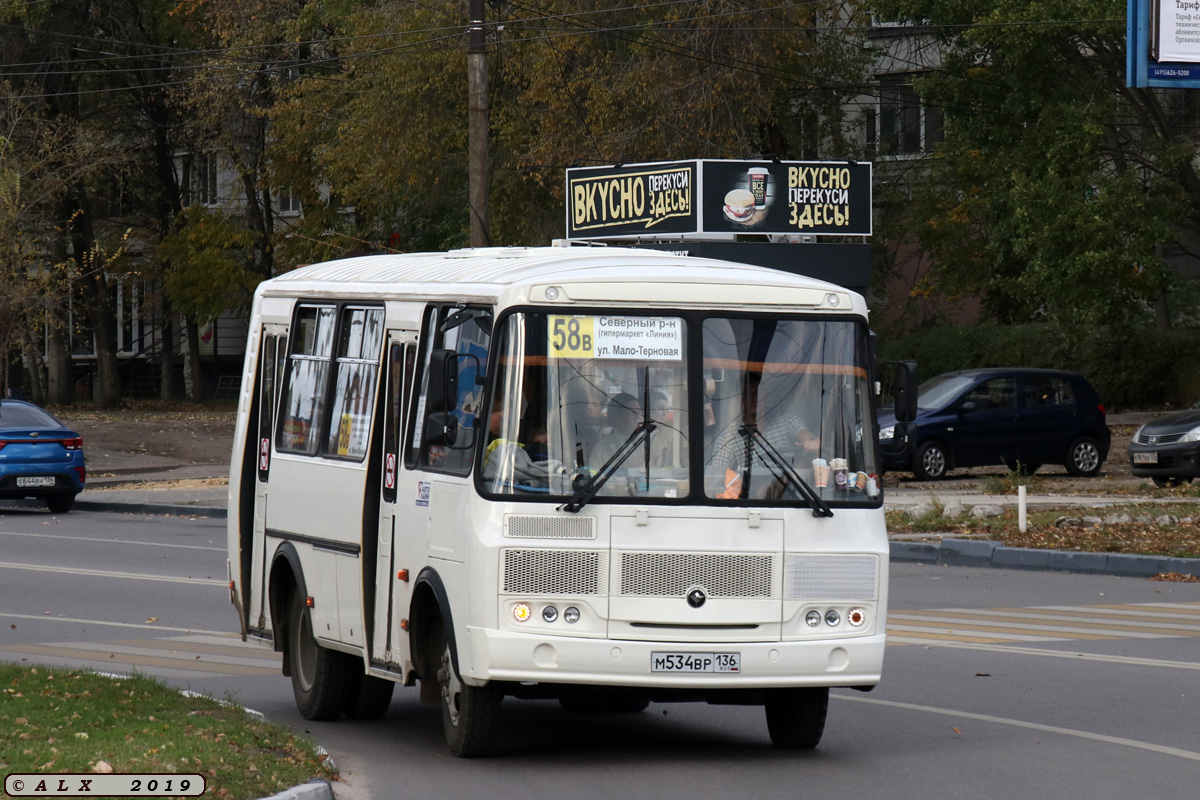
[277,306,337,455]
[408,304,492,476]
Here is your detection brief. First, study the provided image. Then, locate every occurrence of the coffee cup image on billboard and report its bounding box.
[723,189,757,223]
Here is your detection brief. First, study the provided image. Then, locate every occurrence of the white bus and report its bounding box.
[227,245,907,757]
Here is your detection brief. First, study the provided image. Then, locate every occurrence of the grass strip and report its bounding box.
[0,665,335,800]
[887,502,1200,560]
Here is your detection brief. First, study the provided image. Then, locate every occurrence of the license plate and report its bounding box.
[1133,452,1158,464]
[16,476,55,487]
[651,652,740,673]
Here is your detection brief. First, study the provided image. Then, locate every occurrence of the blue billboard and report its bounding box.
[1129,0,1200,87]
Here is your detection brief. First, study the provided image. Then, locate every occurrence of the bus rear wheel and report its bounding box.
[764,687,829,749]
[438,642,499,757]
[289,590,353,720]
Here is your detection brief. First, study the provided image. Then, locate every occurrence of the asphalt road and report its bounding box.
[2,509,1199,800]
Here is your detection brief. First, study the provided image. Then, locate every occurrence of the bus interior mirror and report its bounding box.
[427,349,459,413]
[893,360,918,423]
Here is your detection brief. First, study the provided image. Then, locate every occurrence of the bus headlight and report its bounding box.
[564,607,580,624]
[542,605,559,623]
[805,610,822,627]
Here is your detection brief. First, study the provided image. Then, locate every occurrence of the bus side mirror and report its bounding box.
[425,412,458,447]
[427,349,459,413]
[893,360,918,423]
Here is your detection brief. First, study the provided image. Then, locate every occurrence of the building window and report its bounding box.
[277,186,301,215]
[868,78,943,158]
[188,153,218,205]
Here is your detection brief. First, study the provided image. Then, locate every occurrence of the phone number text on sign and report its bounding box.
[549,315,683,361]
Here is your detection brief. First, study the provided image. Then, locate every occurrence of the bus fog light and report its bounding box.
[848,608,866,627]
[542,605,559,623]
[825,609,841,626]
[564,607,580,624]
[513,603,532,622]
[805,610,822,627]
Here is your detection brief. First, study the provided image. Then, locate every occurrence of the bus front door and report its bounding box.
[371,333,417,668]
[250,324,287,633]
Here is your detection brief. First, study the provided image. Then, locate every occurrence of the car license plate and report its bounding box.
[1133,452,1158,464]
[16,476,55,487]
[651,652,740,673]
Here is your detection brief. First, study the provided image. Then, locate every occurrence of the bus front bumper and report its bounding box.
[461,627,885,690]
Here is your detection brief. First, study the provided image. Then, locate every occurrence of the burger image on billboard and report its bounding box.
[723,188,756,222]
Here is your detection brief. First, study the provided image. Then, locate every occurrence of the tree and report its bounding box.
[870,0,1200,330]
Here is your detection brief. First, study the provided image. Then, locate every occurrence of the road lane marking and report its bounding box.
[889,601,1200,644]
[834,694,1200,762]
[891,611,1186,637]
[0,531,223,551]
[882,639,1200,670]
[888,622,1118,641]
[0,561,224,586]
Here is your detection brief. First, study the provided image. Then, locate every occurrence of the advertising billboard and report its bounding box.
[565,159,872,240]
[1129,0,1200,87]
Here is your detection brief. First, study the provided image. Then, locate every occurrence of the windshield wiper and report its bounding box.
[559,421,656,513]
[737,425,833,518]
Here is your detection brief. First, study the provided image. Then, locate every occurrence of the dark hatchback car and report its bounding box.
[877,368,1110,480]
[1128,404,1200,487]
[0,400,86,513]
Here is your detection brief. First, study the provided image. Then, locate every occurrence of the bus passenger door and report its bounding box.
[250,325,288,632]
[372,333,417,666]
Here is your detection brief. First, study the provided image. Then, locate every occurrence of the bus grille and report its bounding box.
[501,549,605,595]
[618,552,774,598]
[784,554,878,601]
[504,515,596,540]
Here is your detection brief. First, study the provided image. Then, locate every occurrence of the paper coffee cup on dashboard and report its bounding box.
[812,458,829,488]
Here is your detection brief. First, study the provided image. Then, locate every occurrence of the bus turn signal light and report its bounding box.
[397,569,409,582]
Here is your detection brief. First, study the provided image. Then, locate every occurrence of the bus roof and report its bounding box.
[262,245,866,313]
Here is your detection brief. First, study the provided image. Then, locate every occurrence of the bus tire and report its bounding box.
[764,687,828,749]
[289,590,353,721]
[439,642,499,757]
[347,673,395,720]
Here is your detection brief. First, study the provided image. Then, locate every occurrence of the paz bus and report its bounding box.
[226,244,909,757]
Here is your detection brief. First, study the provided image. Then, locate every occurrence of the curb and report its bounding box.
[257,778,336,800]
[75,500,227,519]
[891,538,1200,578]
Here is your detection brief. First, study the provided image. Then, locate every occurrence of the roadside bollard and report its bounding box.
[1018,485,1027,533]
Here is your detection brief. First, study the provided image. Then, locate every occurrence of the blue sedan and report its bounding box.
[0,400,86,513]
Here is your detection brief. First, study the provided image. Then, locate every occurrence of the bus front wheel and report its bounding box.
[438,642,499,757]
[289,590,352,720]
[764,687,829,749]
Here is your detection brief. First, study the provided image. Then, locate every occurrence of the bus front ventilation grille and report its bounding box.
[618,552,773,598]
[502,549,605,595]
[783,554,879,601]
[504,515,596,539]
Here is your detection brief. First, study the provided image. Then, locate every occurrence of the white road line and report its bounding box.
[888,638,1200,670]
[0,531,223,551]
[0,612,222,634]
[834,694,1200,761]
[888,624,1070,642]
[901,609,1200,631]
[889,615,1171,638]
[0,561,224,586]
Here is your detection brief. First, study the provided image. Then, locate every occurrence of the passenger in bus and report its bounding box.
[482,386,563,488]
[709,375,818,499]
[589,393,643,467]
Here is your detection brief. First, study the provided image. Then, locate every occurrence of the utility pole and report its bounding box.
[468,0,489,247]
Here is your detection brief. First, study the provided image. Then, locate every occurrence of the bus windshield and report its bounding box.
[480,311,878,507]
